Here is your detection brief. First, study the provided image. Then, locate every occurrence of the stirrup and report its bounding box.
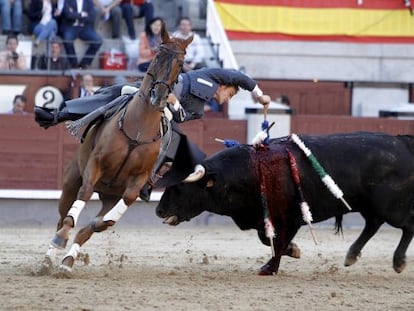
[154,162,172,180]
[139,183,152,202]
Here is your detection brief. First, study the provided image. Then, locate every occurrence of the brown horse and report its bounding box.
[36,23,192,275]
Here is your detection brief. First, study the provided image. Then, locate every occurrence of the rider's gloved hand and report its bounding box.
[251,85,271,106]
[167,94,186,122]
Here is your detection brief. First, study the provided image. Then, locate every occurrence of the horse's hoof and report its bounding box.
[54,264,73,279]
[393,261,406,273]
[54,256,74,278]
[344,251,361,266]
[51,234,68,250]
[31,256,53,276]
[61,255,75,269]
[258,269,274,276]
[258,262,276,276]
[59,264,72,273]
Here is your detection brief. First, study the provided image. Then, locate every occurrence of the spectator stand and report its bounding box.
[0,0,220,71]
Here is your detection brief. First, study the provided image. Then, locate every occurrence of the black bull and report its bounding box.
[156,132,414,275]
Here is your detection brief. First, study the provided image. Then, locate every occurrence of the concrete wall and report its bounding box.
[231,41,414,83]
[0,194,364,229]
[0,195,235,228]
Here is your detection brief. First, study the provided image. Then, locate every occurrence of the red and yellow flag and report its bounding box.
[215,0,414,43]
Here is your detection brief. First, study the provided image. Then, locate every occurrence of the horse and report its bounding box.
[35,23,192,275]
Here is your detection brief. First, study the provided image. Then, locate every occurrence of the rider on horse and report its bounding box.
[35,67,271,200]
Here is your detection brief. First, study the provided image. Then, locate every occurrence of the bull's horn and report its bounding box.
[183,164,205,182]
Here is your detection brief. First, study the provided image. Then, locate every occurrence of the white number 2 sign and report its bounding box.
[35,86,64,109]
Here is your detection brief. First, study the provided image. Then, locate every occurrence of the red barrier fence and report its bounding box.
[1,114,414,190]
[0,115,246,190]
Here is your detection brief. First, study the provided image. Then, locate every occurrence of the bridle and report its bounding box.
[142,44,186,98]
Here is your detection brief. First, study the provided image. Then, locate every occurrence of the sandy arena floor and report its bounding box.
[0,224,413,311]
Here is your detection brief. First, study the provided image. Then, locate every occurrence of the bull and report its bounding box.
[156,132,414,275]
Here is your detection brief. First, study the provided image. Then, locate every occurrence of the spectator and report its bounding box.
[137,16,163,72]
[27,0,58,47]
[36,38,70,70]
[94,0,122,39]
[0,35,27,70]
[0,0,23,35]
[120,0,154,40]
[6,95,29,115]
[60,0,103,69]
[173,17,206,72]
[79,73,95,97]
[54,0,65,36]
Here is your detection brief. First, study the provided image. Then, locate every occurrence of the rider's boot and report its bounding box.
[35,106,83,129]
[34,106,57,128]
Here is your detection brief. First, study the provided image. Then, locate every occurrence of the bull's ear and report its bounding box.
[206,179,214,187]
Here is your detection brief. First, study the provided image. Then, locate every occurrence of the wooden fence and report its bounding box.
[0,115,246,190]
[1,114,414,190]
[291,115,414,135]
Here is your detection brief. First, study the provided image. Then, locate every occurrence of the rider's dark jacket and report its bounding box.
[175,68,257,121]
[64,68,259,121]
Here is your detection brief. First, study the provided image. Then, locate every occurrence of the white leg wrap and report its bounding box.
[102,200,128,222]
[46,244,57,258]
[67,200,86,226]
[65,243,80,259]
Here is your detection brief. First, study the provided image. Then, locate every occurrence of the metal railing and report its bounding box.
[0,35,222,74]
[205,0,238,70]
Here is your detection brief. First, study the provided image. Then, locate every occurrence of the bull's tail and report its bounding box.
[334,215,343,236]
[397,134,414,154]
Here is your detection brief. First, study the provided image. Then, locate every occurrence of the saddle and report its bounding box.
[66,85,140,141]
[68,94,133,143]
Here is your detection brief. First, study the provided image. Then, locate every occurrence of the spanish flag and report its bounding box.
[215,0,414,43]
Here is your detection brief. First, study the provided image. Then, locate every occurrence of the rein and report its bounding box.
[118,106,161,147]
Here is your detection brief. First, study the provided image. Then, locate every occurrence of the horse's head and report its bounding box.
[145,22,193,111]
